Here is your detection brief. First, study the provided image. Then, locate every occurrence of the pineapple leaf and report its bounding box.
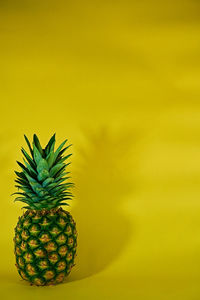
[53,139,68,163]
[23,158,37,175]
[54,145,72,165]
[46,151,55,169]
[15,171,27,180]
[49,163,65,177]
[21,148,36,169]
[54,164,71,178]
[33,134,44,156]
[33,143,43,165]
[57,153,72,165]
[44,133,56,155]
[14,134,74,210]
[42,177,54,187]
[13,192,31,198]
[17,161,37,180]
[24,135,34,158]
[15,178,29,187]
[60,203,70,206]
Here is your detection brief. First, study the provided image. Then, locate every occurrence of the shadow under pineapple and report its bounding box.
[68,127,139,281]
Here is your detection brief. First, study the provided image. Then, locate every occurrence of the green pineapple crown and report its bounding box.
[14,134,73,210]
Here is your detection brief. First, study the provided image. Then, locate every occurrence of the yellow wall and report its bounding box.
[0,0,200,299]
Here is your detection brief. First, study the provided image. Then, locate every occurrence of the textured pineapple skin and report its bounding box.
[14,207,77,286]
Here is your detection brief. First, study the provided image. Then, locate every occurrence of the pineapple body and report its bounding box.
[14,207,77,286]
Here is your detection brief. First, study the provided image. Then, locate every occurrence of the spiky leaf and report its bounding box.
[13,134,73,210]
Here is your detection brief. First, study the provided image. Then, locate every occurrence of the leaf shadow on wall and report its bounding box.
[68,127,140,281]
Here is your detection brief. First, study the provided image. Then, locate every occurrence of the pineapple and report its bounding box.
[13,134,77,286]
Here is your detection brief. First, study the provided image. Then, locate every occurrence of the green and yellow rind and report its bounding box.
[14,208,77,286]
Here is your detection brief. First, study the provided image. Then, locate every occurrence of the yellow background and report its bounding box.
[0,0,200,299]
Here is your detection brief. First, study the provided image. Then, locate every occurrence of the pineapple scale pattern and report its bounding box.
[14,208,77,286]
